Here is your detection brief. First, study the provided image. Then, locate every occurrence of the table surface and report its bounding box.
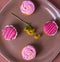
[0,0,60,62]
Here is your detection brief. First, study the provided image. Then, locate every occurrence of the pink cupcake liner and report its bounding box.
[2,25,18,40]
[43,21,58,36]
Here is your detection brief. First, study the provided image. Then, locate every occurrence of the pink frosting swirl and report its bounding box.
[20,0,35,15]
[22,45,36,60]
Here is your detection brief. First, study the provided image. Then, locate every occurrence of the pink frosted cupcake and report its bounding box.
[43,21,58,36]
[21,45,36,60]
[20,0,35,15]
[2,25,17,40]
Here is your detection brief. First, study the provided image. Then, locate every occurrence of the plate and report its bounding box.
[0,0,60,62]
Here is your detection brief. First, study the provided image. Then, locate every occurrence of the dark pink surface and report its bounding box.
[53,53,60,62]
[49,0,60,9]
[0,0,9,10]
[0,53,8,62]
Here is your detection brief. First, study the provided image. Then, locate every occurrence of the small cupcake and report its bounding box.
[43,21,58,36]
[22,45,36,60]
[20,0,35,15]
[2,25,17,40]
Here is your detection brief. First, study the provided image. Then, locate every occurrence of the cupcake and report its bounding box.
[21,45,36,60]
[2,25,17,40]
[20,0,35,15]
[43,21,58,36]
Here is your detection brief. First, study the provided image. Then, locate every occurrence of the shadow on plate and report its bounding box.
[29,41,43,57]
[12,22,24,37]
[32,0,40,11]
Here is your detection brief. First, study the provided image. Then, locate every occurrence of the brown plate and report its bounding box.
[0,0,60,62]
